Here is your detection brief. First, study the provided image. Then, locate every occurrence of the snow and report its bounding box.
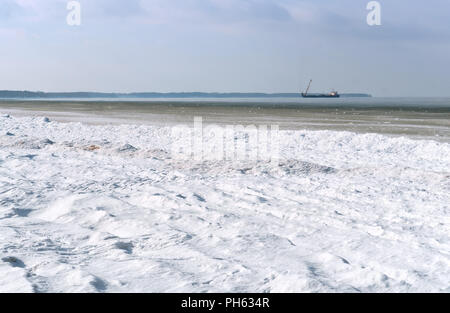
[0,113,449,292]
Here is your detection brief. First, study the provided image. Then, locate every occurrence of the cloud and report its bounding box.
[207,0,292,22]
[129,0,293,26]
[2,0,449,43]
[0,0,67,22]
[0,0,26,19]
[83,0,145,18]
[1,0,294,28]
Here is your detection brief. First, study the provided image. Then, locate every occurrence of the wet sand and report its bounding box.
[1,99,449,142]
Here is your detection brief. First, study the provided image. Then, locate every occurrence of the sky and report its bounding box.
[1,0,449,96]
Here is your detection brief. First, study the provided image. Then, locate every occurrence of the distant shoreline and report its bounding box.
[0,90,372,99]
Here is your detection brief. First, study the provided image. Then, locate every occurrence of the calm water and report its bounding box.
[2,97,450,108]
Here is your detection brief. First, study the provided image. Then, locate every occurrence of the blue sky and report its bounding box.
[1,0,449,96]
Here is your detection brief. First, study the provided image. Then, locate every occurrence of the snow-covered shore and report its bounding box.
[0,113,449,292]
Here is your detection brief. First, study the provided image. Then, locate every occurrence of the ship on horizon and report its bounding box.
[301,80,340,98]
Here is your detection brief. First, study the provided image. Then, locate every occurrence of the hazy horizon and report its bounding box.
[1,0,450,97]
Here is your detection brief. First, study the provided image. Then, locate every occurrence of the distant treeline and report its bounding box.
[0,90,372,99]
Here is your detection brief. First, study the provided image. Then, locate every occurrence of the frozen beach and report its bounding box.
[1,98,450,141]
[0,105,449,293]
